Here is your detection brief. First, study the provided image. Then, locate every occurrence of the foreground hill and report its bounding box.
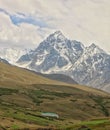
[0,62,110,130]
[0,62,66,88]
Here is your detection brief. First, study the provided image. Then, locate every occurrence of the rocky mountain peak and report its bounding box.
[46,30,66,43]
[1,31,110,93]
[86,43,106,55]
[53,30,62,35]
[90,43,97,48]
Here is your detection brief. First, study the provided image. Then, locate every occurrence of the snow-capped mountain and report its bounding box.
[0,57,9,64]
[18,31,110,92]
[1,31,110,92]
[0,48,29,65]
[70,43,110,89]
[17,31,84,72]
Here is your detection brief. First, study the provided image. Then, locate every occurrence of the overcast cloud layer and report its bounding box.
[0,0,110,53]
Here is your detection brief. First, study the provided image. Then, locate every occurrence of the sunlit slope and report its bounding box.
[0,62,67,87]
[0,62,110,129]
[0,62,108,97]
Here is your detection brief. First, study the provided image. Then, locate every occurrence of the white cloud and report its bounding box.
[0,11,52,48]
[0,0,110,53]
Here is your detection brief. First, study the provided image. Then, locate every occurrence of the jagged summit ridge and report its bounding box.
[45,30,66,45]
[0,31,110,92]
[18,31,84,73]
[86,43,106,54]
[49,30,64,38]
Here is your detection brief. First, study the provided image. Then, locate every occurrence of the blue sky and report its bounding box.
[0,0,110,52]
[10,15,48,28]
[0,8,48,27]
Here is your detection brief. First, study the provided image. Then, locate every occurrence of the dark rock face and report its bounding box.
[16,31,110,92]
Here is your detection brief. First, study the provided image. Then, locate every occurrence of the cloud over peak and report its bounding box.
[0,0,110,52]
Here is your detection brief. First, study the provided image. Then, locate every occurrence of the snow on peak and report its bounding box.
[86,43,106,55]
[72,42,108,71]
[0,47,28,64]
[53,30,62,35]
[46,30,66,43]
[90,43,97,48]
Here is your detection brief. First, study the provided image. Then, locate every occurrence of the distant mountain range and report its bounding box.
[35,72,78,85]
[0,48,29,64]
[0,57,9,64]
[0,31,110,92]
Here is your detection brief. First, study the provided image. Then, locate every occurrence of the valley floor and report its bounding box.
[0,85,110,130]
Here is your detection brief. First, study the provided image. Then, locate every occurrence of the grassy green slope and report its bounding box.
[0,62,110,130]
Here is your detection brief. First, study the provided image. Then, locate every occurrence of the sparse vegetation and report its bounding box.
[11,124,20,130]
[0,88,18,96]
[27,88,72,105]
[0,62,110,130]
[90,96,110,117]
